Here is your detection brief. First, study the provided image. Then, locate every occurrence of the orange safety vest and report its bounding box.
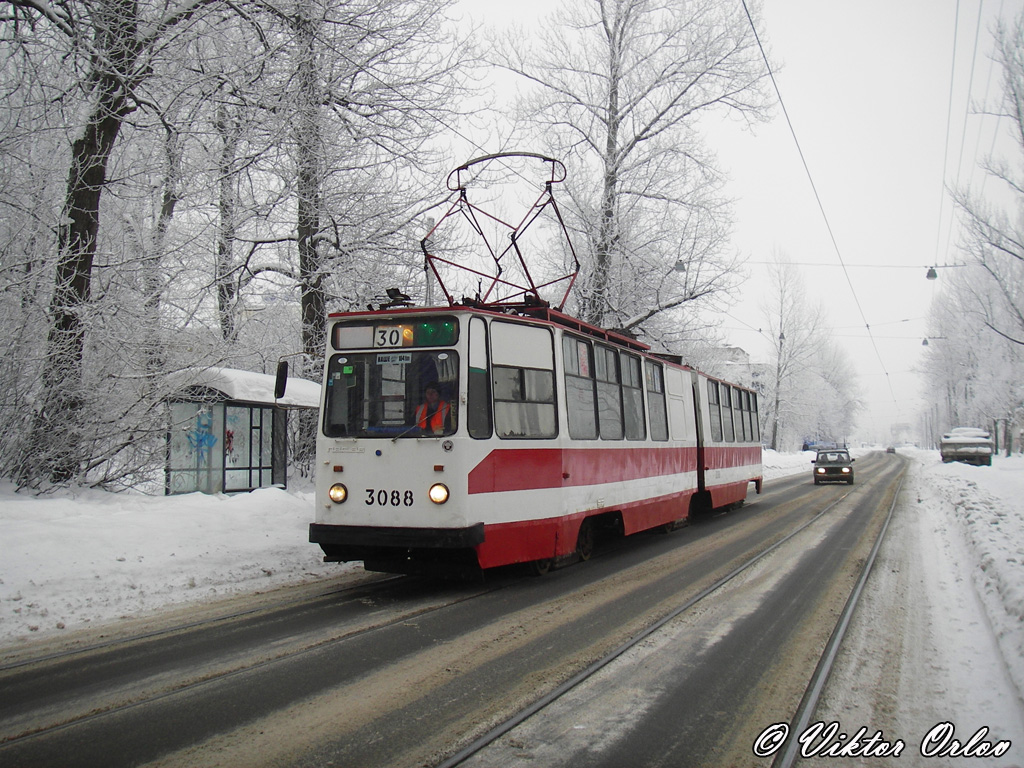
[415,400,450,433]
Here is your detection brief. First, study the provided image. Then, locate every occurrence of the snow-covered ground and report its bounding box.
[1,448,1022,753]
[917,451,1024,704]
[0,484,348,647]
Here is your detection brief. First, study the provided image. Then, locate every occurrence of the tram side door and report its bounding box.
[691,371,707,493]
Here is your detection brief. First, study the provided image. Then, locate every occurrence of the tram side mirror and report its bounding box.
[275,360,289,400]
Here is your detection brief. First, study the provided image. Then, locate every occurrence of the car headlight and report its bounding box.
[328,483,348,503]
[816,467,825,474]
[428,483,449,504]
[842,467,851,473]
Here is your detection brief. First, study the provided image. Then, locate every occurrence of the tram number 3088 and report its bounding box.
[366,489,415,507]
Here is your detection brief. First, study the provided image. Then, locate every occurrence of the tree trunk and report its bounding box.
[142,125,181,375]
[35,82,133,482]
[585,9,623,329]
[291,3,325,479]
[295,6,326,362]
[215,101,241,342]
[31,0,140,483]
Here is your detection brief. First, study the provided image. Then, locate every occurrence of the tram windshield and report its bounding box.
[323,350,459,438]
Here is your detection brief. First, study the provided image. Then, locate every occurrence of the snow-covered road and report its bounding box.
[1,449,1022,760]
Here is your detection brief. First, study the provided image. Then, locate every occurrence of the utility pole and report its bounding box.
[770,331,785,451]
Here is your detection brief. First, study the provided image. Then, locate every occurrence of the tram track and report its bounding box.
[0,572,502,747]
[434,491,856,767]
[769,468,903,768]
[436,452,907,768]
[0,571,402,673]
[0,454,905,768]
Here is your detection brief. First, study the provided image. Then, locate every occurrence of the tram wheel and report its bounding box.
[576,519,595,562]
[529,558,552,576]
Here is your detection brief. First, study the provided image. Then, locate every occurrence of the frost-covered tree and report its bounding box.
[938,10,1024,449]
[490,0,770,337]
[953,11,1024,346]
[757,259,860,450]
[0,0,473,488]
[920,266,1023,440]
[0,0,250,485]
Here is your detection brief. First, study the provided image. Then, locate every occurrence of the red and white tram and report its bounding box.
[305,304,762,575]
[287,152,762,575]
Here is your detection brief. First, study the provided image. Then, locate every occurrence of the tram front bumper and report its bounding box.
[309,522,485,554]
[310,522,486,574]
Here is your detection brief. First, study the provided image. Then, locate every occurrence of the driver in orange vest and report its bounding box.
[415,382,450,435]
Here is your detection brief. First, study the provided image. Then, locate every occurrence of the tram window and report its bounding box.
[563,336,598,439]
[741,391,749,444]
[722,385,735,442]
[621,352,645,440]
[749,391,761,442]
[645,362,669,441]
[468,317,492,439]
[743,390,754,442]
[735,390,748,442]
[322,351,458,438]
[707,380,723,442]
[493,366,556,439]
[595,345,623,440]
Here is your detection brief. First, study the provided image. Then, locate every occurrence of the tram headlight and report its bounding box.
[428,483,449,505]
[328,483,348,503]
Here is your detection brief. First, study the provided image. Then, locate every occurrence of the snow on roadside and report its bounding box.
[913,451,1024,703]
[0,484,343,647]
[761,448,818,480]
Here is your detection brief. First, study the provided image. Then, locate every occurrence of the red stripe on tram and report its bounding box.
[467,446,701,494]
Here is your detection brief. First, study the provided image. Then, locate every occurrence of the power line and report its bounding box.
[738,0,897,406]
[935,0,962,267]
[744,261,966,270]
[977,0,1006,197]
[940,0,987,262]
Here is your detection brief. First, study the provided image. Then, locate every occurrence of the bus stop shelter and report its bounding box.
[165,367,320,495]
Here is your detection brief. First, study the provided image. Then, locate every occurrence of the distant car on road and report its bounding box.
[885,446,896,454]
[812,449,855,485]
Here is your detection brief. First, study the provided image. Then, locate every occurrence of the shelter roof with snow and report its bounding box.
[167,366,321,409]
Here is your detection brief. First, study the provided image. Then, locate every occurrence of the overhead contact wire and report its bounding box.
[738,0,897,405]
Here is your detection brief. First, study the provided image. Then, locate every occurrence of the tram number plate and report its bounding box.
[374,326,410,348]
[366,489,414,507]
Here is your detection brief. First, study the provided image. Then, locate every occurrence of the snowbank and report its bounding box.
[762,448,819,479]
[913,452,1024,699]
[0,483,341,644]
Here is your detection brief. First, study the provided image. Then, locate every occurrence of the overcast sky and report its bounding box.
[701,0,1024,442]
[456,0,1024,442]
